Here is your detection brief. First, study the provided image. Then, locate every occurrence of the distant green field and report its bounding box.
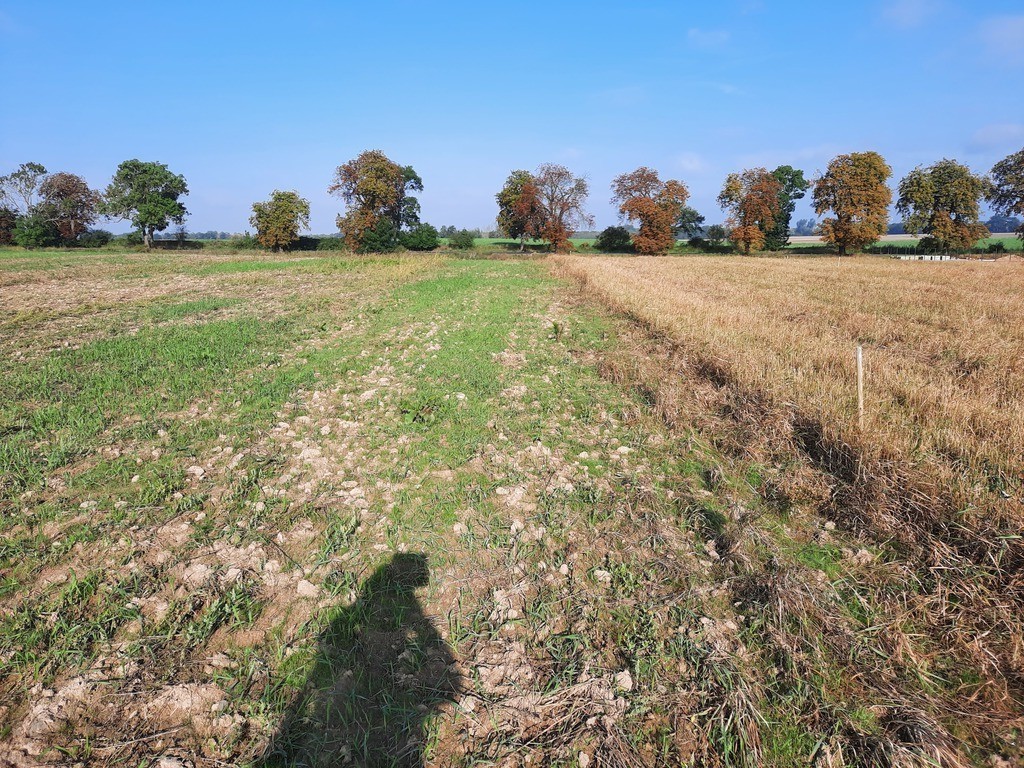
[442,237,598,252]
[786,234,1022,252]
[2,231,1018,261]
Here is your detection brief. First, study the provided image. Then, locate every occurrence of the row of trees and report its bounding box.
[494,148,1024,255]
[811,152,1013,255]
[5,147,1024,254]
[0,160,188,248]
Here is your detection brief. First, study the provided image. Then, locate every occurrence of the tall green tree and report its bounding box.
[99,160,189,248]
[896,159,989,251]
[674,206,705,239]
[329,150,422,252]
[793,218,817,236]
[988,147,1024,241]
[763,165,809,250]
[986,213,1022,234]
[813,151,892,255]
[250,190,311,252]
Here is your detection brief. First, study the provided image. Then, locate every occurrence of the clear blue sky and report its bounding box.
[2,1,1022,234]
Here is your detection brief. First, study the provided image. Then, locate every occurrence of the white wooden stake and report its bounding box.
[857,345,864,429]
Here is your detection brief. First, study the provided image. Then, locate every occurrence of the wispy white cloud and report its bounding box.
[881,0,940,28]
[977,15,1024,66]
[968,123,1024,153]
[686,28,731,48]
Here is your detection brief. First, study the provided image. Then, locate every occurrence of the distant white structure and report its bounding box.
[896,253,956,261]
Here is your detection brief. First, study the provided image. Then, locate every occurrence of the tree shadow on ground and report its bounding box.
[258,553,461,767]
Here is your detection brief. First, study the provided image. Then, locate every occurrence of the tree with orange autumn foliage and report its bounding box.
[611,167,689,254]
[717,168,781,254]
[813,151,892,255]
[532,163,593,252]
[328,150,422,252]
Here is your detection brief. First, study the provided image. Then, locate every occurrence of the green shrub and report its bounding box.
[595,226,632,252]
[316,236,347,251]
[78,229,113,248]
[13,213,61,248]
[0,207,16,245]
[400,223,440,251]
[234,232,262,250]
[705,225,728,248]
[152,239,204,250]
[358,219,400,253]
[291,235,321,251]
[448,229,475,249]
[986,241,1007,254]
[115,231,145,246]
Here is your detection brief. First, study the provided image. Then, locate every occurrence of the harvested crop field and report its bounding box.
[556,254,1024,764]
[1,249,1021,766]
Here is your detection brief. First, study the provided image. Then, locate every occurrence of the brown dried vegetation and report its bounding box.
[555,253,1024,763]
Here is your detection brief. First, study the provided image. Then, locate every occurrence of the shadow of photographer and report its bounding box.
[259,552,461,767]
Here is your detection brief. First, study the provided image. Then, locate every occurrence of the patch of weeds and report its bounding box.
[1,316,304,498]
[318,513,361,566]
[322,568,359,598]
[789,540,844,580]
[612,604,663,681]
[689,498,729,537]
[759,706,819,766]
[173,491,208,514]
[544,632,590,689]
[145,297,239,322]
[186,576,265,646]
[0,569,146,679]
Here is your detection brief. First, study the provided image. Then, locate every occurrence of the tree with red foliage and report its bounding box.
[39,172,101,242]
